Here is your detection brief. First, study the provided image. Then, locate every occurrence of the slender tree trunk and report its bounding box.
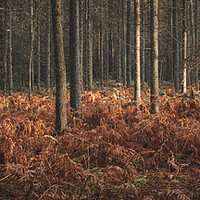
[100,1,104,86]
[117,0,122,82]
[8,0,12,95]
[105,0,109,81]
[87,0,93,90]
[79,1,84,84]
[51,0,67,132]
[47,0,51,91]
[194,0,199,89]
[69,0,82,116]
[126,0,131,88]
[3,0,8,93]
[182,0,187,93]
[135,0,141,103]
[183,31,187,93]
[29,0,34,95]
[36,0,41,91]
[172,0,179,92]
[150,0,159,114]
[121,0,126,86]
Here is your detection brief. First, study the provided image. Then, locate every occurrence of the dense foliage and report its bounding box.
[0,85,200,199]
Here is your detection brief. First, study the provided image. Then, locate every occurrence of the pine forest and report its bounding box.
[0,0,200,199]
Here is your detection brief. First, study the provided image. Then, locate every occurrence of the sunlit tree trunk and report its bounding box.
[135,0,141,103]
[51,0,67,132]
[150,0,159,114]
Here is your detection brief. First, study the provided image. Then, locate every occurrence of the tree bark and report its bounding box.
[126,0,131,88]
[135,0,141,103]
[69,0,82,117]
[51,0,67,132]
[150,0,159,114]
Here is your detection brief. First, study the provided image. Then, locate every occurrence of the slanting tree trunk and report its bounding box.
[51,0,67,132]
[135,0,141,103]
[69,0,82,117]
[150,0,159,114]
[126,0,131,88]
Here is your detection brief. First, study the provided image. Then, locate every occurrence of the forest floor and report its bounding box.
[0,83,200,200]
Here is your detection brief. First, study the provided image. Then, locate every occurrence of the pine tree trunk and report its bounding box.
[150,0,159,114]
[126,0,131,88]
[172,0,179,92]
[29,0,34,95]
[47,0,51,91]
[51,0,67,132]
[87,0,93,90]
[8,0,12,95]
[135,0,141,103]
[69,0,82,117]
[36,0,41,91]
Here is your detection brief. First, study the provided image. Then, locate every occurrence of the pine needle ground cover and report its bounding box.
[0,86,199,200]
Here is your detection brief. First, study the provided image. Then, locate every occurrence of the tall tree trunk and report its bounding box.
[126,0,131,88]
[47,0,51,91]
[8,0,12,95]
[135,0,141,103]
[117,0,122,82]
[121,0,126,86]
[100,1,104,86]
[29,0,34,95]
[69,0,82,116]
[105,0,109,81]
[194,0,199,89]
[182,0,187,93]
[172,0,179,92]
[3,0,8,93]
[150,0,159,114]
[87,0,93,90]
[36,0,41,91]
[51,0,67,132]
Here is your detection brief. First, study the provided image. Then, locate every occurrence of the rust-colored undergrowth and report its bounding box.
[0,86,199,199]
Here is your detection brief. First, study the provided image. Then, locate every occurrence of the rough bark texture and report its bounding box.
[69,0,82,116]
[150,0,159,114]
[51,0,67,132]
